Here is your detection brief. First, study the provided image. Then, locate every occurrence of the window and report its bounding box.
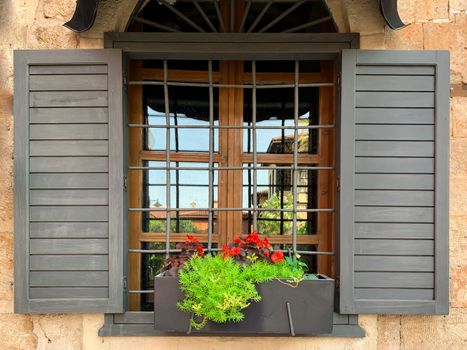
[127,59,336,311]
[13,34,449,337]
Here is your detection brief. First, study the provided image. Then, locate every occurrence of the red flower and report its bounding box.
[221,244,230,259]
[234,237,244,246]
[185,234,200,244]
[262,237,271,249]
[196,245,204,256]
[270,251,284,264]
[246,232,261,246]
[221,244,241,258]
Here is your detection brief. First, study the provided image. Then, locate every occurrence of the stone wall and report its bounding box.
[0,1,465,349]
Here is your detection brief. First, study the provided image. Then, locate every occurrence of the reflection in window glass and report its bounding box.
[142,161,217,233]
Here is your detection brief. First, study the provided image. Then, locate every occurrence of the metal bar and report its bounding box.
[128,249,334,255]
[128,81,334,89]
[286,302,296,337]
[128,124,335,129]
[247,0,274,33]
[132,16,180,32]
[130,166,335,171]
[252,60,258,230]
[259,0,306,33]
[282,16,332,33]
[193,0,218,32]
[159,0,206,32]
[163,60,171,259]
[213,0,225,32]
[238,0,252,32]
[208,60,214,252]
[230,0,235,32]
[128,290,153,294]
[129,207,334,212]
[292,60,299,253]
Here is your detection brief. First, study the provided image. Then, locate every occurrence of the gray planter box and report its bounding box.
[154,274,334,336]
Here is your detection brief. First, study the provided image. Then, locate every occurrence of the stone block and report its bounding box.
[0,314,36,350]
[450,139,467,176]
[43,0,76,20]
[377,315,401,350]
[452,97,467,138]
[360,34,385,49]
[0,232,13,314]
[32,314,83,350]
[344,0,385,35]
[423,14,467,84]
[450,176,467,216]
[400,309,467,350]
[449,0,467,12]
[384,23,424,49]
[398,0,449,23]
[30,21,79,49]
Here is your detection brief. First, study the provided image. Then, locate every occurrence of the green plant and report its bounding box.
[175,233,307,329]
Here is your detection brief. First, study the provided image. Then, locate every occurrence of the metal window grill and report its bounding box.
[127,59,335,296]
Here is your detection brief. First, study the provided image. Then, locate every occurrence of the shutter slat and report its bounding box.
[30,157,108,173]
[356,158,434,174]
[30,124,108,140]
[356,108,434,124]
[355,272,434,289]
[355,223,434,239]
[356,92,434,108]
[30,222,108,238]
[30,271,109,287]
[30,255,109,270]
[30,287,109,299]
[30,107,108,124]
[355,256,434,272]
[30,206,108,222]
[355,207,434,223]
[355,289,434,300]
[339,50,449,315]
[355,125,434,141]
[355,174,434,190]
[30,239,109,255]
[355,190,434,206]
[30,75,107,91]
[30,189,109,205]
[355,66,435,75]
[29,64,107,75]
[356,75,435,91]
[30,91,108,107]
[30,174,108,189]
[355,239,433,256]
[356,141,434,157]
[30,141,109,156]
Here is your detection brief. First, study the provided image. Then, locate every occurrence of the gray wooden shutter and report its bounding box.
[14,50,124,313]
[339,50,449,314]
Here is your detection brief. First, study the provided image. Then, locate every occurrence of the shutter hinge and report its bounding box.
[336,177,341,192]
[337,73,341,87]
[123,75,128,85]
[335,278,340,289]
[123,276,128,291]
[123,176,128,192]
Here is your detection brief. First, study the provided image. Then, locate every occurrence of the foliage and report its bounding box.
[174,233,308,329]
[257,194,308,235]
[177,254,261,329]
[161,235,204,276]
[149,219,199,234]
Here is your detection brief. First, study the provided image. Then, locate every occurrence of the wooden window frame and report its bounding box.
[100,31,365,337]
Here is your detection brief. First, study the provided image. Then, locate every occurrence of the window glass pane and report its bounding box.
[144,86,218,152]
[143,161,217,232]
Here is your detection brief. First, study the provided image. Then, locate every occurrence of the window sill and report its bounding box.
[99,312,365,337]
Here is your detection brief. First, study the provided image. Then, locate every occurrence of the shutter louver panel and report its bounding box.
[339,50,449,315]
[14,50,123,313]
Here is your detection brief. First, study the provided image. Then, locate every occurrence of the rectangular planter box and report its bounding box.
[154,274,334,336]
